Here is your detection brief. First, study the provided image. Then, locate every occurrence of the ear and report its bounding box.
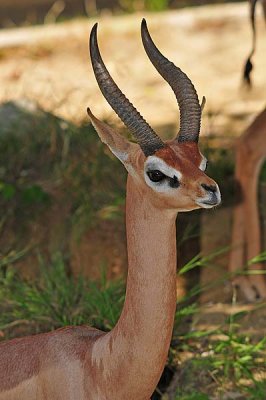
[87,108,136,166]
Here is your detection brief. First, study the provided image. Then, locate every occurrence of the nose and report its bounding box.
[197,181,221,208]
[201,183,217,193]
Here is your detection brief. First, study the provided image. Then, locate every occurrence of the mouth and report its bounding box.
[196,197,221,209]
[197,201,218,209]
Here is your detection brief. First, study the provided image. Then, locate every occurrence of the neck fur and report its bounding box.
[91,174,177,399]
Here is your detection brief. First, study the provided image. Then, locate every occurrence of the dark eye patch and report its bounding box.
[147,170,166,182]
[169,175,180,188]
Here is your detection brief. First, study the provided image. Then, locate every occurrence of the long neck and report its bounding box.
[91,175,177,399]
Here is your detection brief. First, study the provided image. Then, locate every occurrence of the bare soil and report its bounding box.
[0,2,265,135]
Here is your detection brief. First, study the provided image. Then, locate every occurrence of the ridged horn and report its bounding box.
[89,23,165,156]
[141,18,202,143]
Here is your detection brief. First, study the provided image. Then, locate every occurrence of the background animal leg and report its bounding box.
[229,147,259,301]
[229,201,258,301]
[244,162,266,299]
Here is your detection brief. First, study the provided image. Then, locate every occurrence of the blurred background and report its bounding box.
[0,1,265,399]
[0,1,250,27]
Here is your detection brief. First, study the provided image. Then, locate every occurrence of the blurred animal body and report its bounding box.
[0,20,220,399]
[229,109,266,301]
[229,0,266,301]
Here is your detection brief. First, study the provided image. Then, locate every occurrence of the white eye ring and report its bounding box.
[199,158,208,172]
[144,156,182,193]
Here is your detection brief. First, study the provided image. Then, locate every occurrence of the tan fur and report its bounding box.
[229,108,266,301]
[0,109,220,399]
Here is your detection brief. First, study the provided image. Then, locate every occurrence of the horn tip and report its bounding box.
[90,22,100,60]
[141,18,151,44]
[90,23,98,42]
[141,18,148,33]
[201,96,206,112]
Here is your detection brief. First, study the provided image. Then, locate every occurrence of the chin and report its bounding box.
[175,204,201,212]
[196,201,220,209]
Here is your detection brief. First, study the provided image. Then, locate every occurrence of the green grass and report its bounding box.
[1,102,266,398]
[0,102,126,259]
[109,0,170,13]
[171,283,266,400]
[172,320,266,400]
[0,253,124,334]
[171,250,266,399]
[1,251,265,399]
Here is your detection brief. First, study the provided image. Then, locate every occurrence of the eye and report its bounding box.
[147,170,166,182]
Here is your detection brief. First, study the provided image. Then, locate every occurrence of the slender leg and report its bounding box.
[229,149,259,301]
[229,201,257,301]
[244,160,266,299]
[230,143,266,301]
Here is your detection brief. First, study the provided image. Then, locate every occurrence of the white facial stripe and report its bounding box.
[144,156,182,193]
[145,156,182,180]
[199,157,208,171]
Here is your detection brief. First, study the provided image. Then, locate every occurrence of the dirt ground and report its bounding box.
[0,2,265,137]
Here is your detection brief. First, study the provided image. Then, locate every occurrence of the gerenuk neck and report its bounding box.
[91,174,177,400]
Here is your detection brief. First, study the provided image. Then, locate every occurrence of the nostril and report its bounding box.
[201,183,217,193]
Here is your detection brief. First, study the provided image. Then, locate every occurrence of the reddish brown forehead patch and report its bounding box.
[154,146,179,167]
[154,142,201,168]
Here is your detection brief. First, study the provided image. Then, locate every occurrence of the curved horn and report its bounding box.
[141,19,201,143]
[89,23,165,156]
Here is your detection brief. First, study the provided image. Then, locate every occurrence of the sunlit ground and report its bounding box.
[0,2,265,135]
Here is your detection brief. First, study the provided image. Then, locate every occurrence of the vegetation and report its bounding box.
[172,301,266,399]
[0,252,265,399]
[118,0,169,12]
[0,0,251,30]
[0,103,266,398]
[0,253,124,334]
[115,0,247,14]
[0,102,126,258]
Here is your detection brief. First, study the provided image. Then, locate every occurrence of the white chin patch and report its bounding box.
[144,156,182,193]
